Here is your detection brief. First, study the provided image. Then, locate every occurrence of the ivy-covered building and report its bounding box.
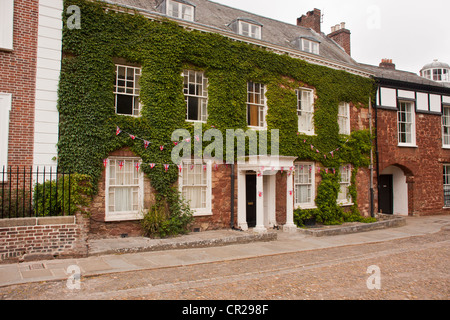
[56,0,377,238]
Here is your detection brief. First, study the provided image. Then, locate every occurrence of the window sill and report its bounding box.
[192,211,213,217]
[397,144,418,148]
[295,204,317,210]
[338,202,354,207]
[248,126,267,131]
[443,146,450,150]
[105,212,144,222]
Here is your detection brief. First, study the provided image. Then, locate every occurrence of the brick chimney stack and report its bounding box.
[327,22,351,56]
[379,59,396,70]
[297,8,322,33]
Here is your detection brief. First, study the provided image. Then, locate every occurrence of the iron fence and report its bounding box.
[0,166,72,219]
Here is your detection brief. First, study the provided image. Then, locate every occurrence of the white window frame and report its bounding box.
[0,93,12,181]
[167,0,194,21]
[247,81,267,130]
[238,21,261,39]
[296,88,314,135]
[294,162,315,209]
[301,39,319,55]
[338,165,352,206]
[178,159,212,216]
[443,106,450,148]
[105,157,144,221]
[0,0,14,51]
[182,70,208,123]
[444,165,450,208]
[114,64,142,117]
[397,100,416,147]
[338,102,351,135]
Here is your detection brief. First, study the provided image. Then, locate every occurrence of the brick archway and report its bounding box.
[380,164,414,216]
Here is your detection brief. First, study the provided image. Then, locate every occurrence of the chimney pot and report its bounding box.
[379,59,396,69]
[327,22,351,56]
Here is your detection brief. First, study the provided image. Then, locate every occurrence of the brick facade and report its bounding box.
[377,108,450,216]
[0,0,39,168]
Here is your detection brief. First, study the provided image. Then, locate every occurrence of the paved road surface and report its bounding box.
[1,228,448,301]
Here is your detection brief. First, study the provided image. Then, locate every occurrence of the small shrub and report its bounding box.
[141,188,194,238]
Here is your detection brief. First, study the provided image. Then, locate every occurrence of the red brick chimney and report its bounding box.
[327,22,351,56]
[297,9,322,33]
[379,58,396,70]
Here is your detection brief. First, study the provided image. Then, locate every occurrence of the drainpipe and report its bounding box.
[374,83,381,217]
[369,97,375,218]
[230,163,235,229]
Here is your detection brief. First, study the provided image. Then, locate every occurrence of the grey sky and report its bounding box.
[212,0,450,75]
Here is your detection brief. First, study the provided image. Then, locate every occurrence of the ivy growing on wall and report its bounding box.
[59,0,376,223]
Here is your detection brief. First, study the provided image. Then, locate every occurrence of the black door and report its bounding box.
[379,175,393,214]
[246,174,257,228]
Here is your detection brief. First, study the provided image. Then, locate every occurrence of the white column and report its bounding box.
[237,170,248,231]
[268,174,277,227]
[284,171,297,232]
[254,173,267,233]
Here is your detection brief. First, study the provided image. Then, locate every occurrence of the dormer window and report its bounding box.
[293,37,320,55]
[229,19,262,40]
[162,0,195,21]
[239,21,261,39]
[301,38,319,55]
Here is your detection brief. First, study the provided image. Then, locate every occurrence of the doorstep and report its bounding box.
[296,215,406,237]
[88,229,278,256]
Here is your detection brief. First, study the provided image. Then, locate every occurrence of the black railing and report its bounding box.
[0,166,72,219]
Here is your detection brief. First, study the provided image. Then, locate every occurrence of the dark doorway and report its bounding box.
[246,174,257,228]
[379,175,393,214]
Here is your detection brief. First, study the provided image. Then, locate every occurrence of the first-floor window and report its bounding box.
[179,160,212,216]
[296,88,314,135]
[183,70,208,122]
[114,64,141,116]
[338,102,350,135]
[443,106,450,147]
[247,81,266,129]
[106,158,144,221]
[338,165,352,205]
[444,165,450,207]
[398,101,415,145]
[294,163,315,208]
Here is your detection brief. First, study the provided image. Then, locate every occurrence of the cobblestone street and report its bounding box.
[1,228,448,301]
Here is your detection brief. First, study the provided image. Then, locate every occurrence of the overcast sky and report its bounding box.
[213,0,450,75]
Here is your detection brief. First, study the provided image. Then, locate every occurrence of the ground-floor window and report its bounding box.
[179,160,212,216]
[294,162,315,208]
[444,165,450,207]
[338,165,352,205]
[105,157,144,221]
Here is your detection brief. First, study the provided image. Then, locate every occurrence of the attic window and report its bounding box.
[301,38,319,55]
[229,19,262,40]
[239,21,261,39]
[166,0,195,21]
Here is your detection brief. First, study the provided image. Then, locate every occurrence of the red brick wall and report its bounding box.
[0,0,39,168]
[377,108,450,215]
[0,214,89,262]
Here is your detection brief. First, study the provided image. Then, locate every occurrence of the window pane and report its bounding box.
[116,95,133,115]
